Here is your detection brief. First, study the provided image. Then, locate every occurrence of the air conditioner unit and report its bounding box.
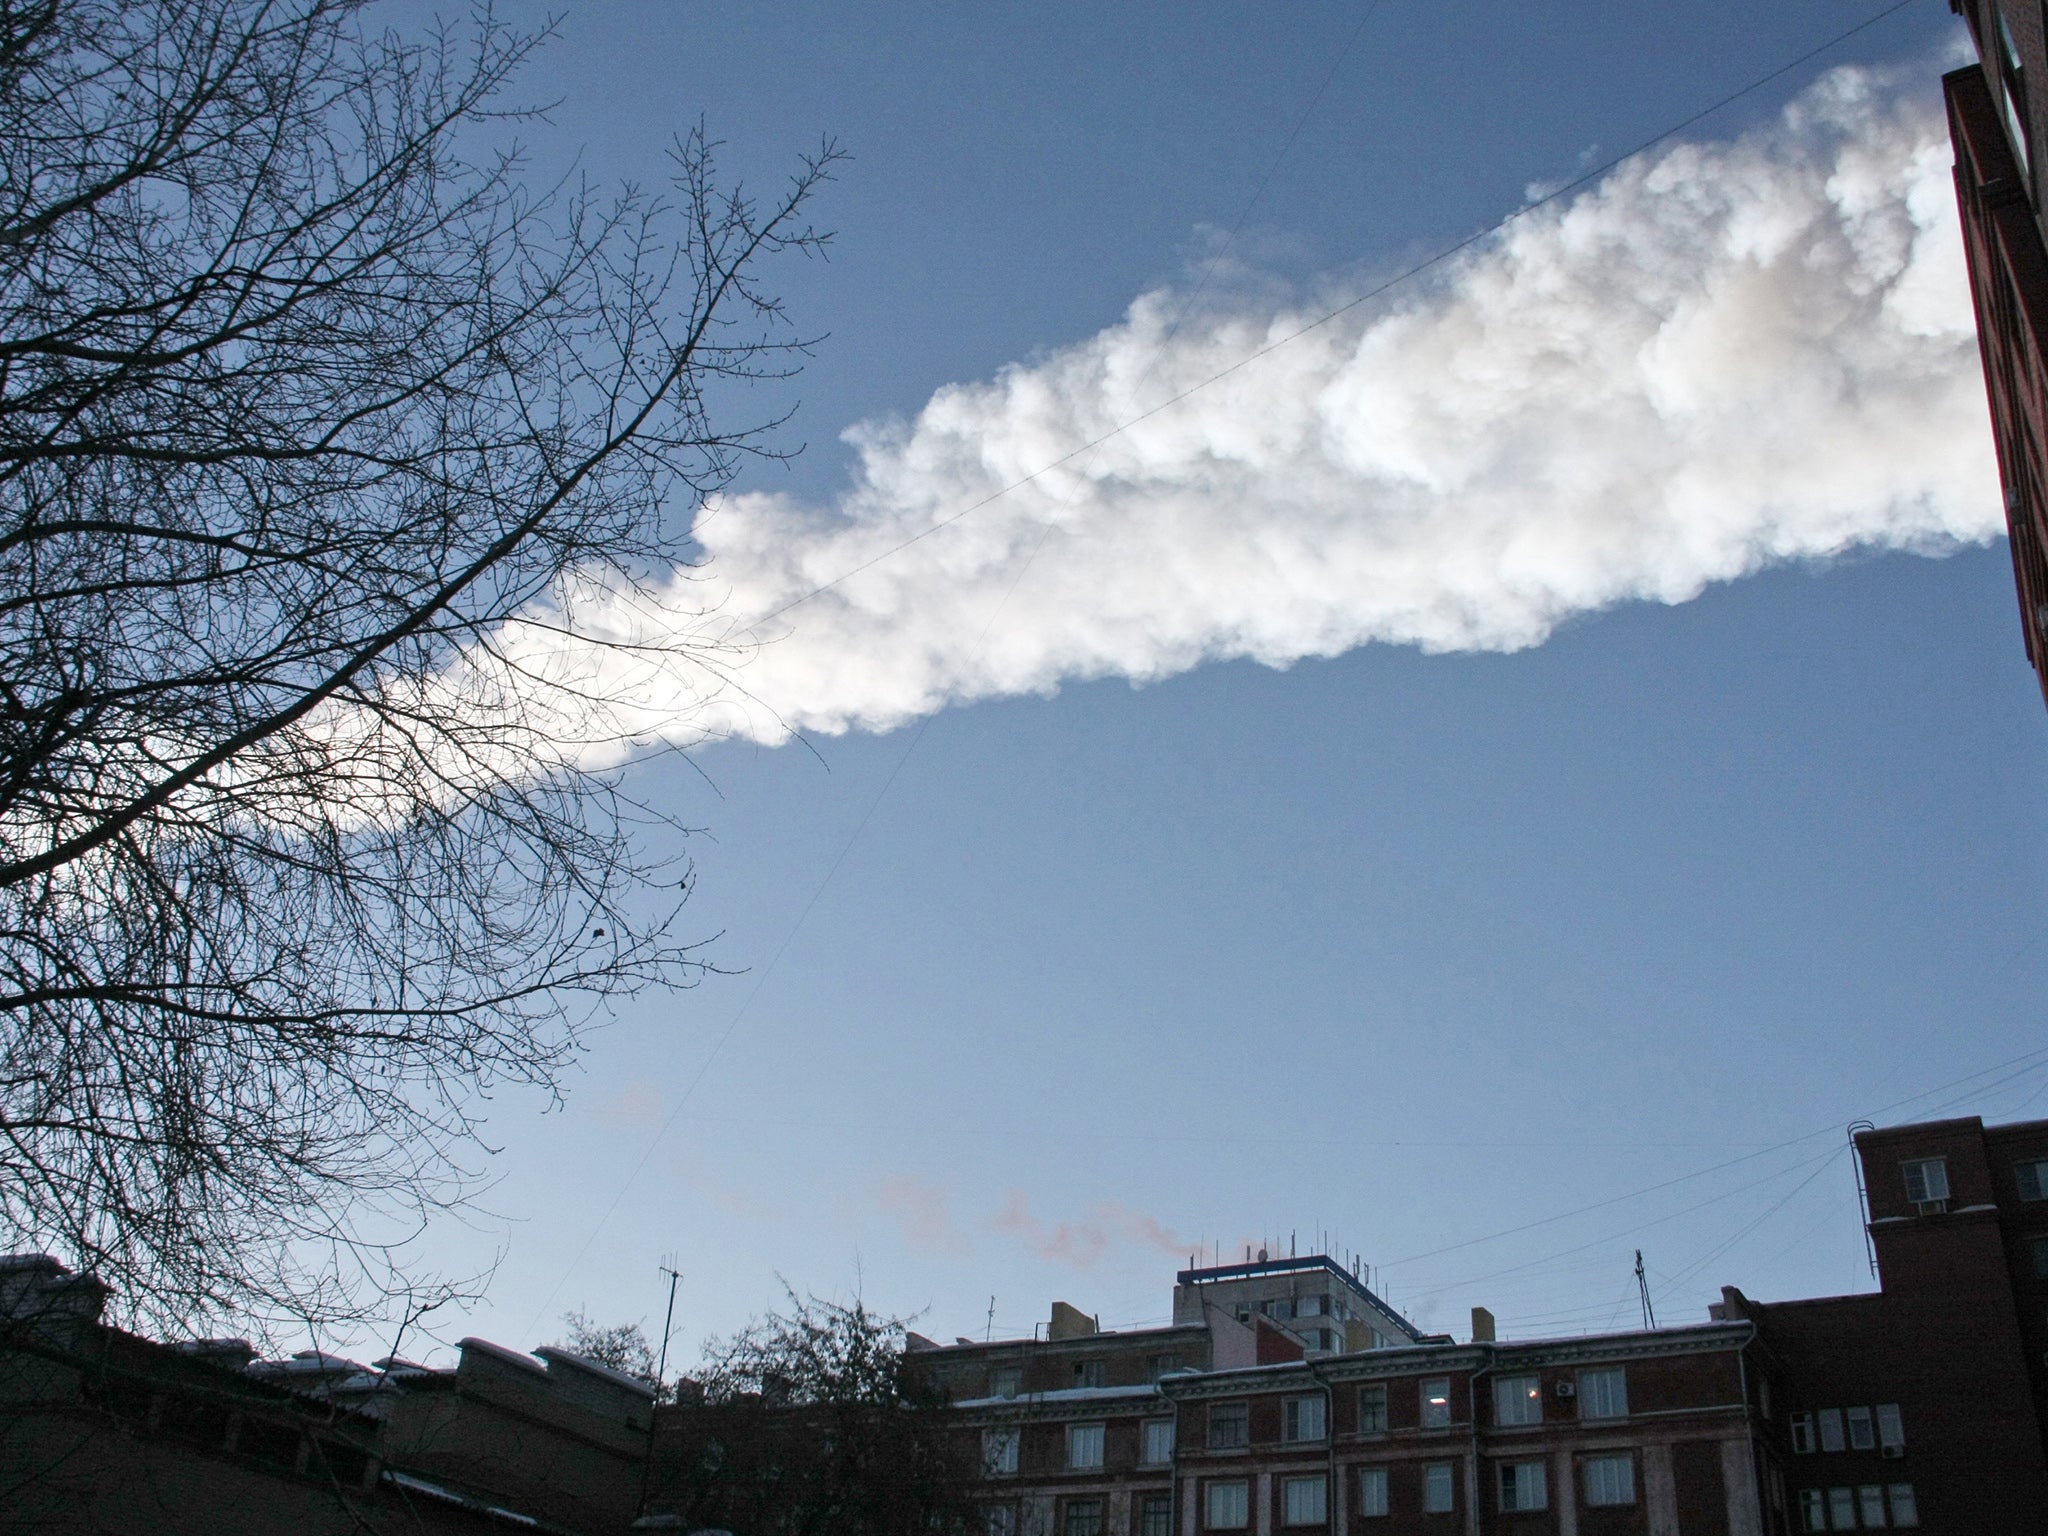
[1911,1199,1947,1216]
[1881,1446,1904,1460]
[1554,1381,1576,1398]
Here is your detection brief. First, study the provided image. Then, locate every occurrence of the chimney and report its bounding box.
[1470,1306,1496,1344]
[1047,1301,1098,1341]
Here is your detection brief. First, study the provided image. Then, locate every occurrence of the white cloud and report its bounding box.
[496,65,2000,753]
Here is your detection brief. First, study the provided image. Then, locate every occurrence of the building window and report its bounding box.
[1847,1406,1875,1451]
[1818,1408,1845,1453]
[1141,1418,1174,1465]
[1497,1460,1547,1512]
[1206,1480,1249,1530]
[1281,1474,1327,1526]
[1791,1412,1816,1454]
[1067,1422,1105,1471]
[985,1505,1018,1536]
[983,1428,1019,1476]
[1799,1490,1826,1533]
[1357,1384,1388,1434]
[1888,1483,1919,1526]
[1357,1466,1389,1518]
[1828,1488,1856,1529]
[1283,1394,1326,1443]
[1493,1374,1541,1426]
[1578,1366,1627,1420]
[1583,1454,1635,1507]
[1423,1462,1455,1514]
[2019,1158,2048,1200]
[1140,1495,1172,1536]
[1857,1485,1887,1527]
[1064,1499,1104,1536]
[1999,4,2035,182]
[1901,1157,1948,1207]
[1207,1401,1248,1450]
[1420,1378,1451,1429]
[1877,1403,1904,1455]
[1150,1353,1180,1381]
[990,1366,1022,1400]
[1262,1298,1293,1320]
[1299,1294,1326,1316]
[1075,1359,1107,1389]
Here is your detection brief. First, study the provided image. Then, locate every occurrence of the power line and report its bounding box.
[747,0,1920,632]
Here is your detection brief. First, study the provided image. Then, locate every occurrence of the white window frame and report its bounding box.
[1901,1157,1948,1206]
[1140,1418,1174,1465]
[1283,1393,1326,1444]
[1888,1483,1919,1527]
[1877,1403,1904,1455]
[1281,1474,1327,1527]
[983,1427,1019,1477]
[1497,1459,1547,1512]
[1818,1408,1845,1453]
[1847,1405,1875,1451]
[1205,1479,1250,1531]
[1583,1454,1635,1507]
[1493,1374,1541,1426]
[1420,1377,1451,1429]
[1857,1485,1886,1527]
[1066,1421,1104,1471]
[1578,1366,1627,1420]
[1357,1466,1389,1518]
[1357,1383,1387,1433]
[989,1366,1021,1400]
[1423,1461,1455,1514]
[1074,1359,1106,1389]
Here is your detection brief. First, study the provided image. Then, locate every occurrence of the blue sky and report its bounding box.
[374,1,2048,1367]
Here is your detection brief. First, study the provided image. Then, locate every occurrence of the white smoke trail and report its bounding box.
[492,65,1999,753]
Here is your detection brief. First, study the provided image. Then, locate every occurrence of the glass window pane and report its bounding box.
[1282,1475,1326,1525]
[1423,1463,1454,1514]
[1421,1378,1451,1428]
[1818,1409,1845,1453]
[1206,1481,1249,1530]
[1888,1484,1919,1527]
[1493,1375,1541,1426]
[1357,1384,1388,1433]
[1357,1467,1388,1518]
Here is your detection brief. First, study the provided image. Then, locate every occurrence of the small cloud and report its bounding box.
[994,1191,1190,1271]
[606,1079,664,1128]
[877,1174,971,1257]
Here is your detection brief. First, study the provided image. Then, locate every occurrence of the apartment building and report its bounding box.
[1169,1253,1430,1357]
[1944,1,2048,708]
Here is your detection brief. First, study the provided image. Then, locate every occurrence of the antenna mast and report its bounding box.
[1634,1250,1656,1331]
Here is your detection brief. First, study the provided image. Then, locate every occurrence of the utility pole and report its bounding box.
[638,1263,683,1521]
[1634,1250,1656,1331]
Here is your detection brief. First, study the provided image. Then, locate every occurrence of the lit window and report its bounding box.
[1140,1495,1172,1536]
[1206,1480,1249,1530]
[1798,1489,1826,1533]
[1847,1406,1875,1451]
[1901,1158,1948,1206]
[2019,1159,2048,1200]
[1421,1378,1451,1429]
[985,1505,1017,1536]
[1064,1499,1103,1536]
[1498,1460,1547,1511]
[1281,1474,1327,1526]
[1074,1360,1106,1389]
[1790,1412,1816,1454]
[1579,1366,1627,1420]
[983,1428,1019,1476]
[1493,1374,1541,1426]
[1207,1401,1248,1450]
[1283,1394,1326,1443]
[1357,1384,1387,1434]
[1141,1419,1174,1465]
[1829,1488,1856,1529]
[1583,1454,1635,1507]
[1423,1462,1455,1514]
[1357,1466,1389,1518]
[1888,1483,1919,1526]
[990,1367,1021,1400]
[1877,1404,1904,1455]
[1858,1485,1886,1527]
[1066,1422,1104,1471]
[1818,1408,1845,1453]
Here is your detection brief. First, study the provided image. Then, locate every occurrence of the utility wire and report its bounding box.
[748,0,1920,632]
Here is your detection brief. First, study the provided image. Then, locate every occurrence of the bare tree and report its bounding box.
[0,0,838,1340]
[646,1290,971,1536]
[558,1308,665,1397]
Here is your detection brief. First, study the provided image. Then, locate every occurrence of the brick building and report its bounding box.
[1944,1,2048,708]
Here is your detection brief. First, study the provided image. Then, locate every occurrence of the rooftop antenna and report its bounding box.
[639,1262,683,1511]
[1634,1250,1656,1331]
[985,1296,997,1343]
